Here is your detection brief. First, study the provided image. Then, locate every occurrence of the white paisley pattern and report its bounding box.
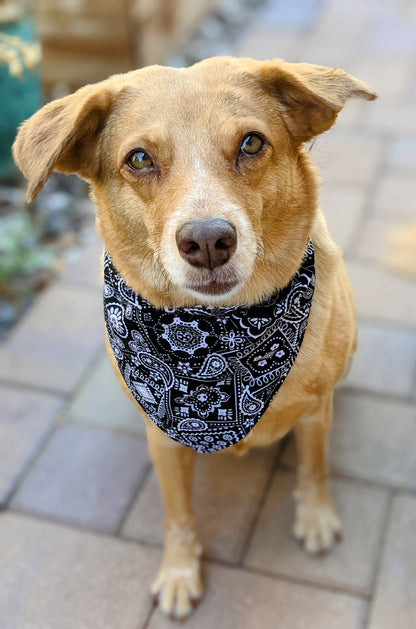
[103,240,315,453]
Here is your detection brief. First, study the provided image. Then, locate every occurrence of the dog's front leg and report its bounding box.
[145,419,203,619]
[293,392,342,554]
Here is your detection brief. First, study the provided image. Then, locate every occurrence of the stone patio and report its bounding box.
[0,0,415,627]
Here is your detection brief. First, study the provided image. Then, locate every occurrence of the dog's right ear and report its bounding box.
[255,60,377,144]
[13,77,125,202]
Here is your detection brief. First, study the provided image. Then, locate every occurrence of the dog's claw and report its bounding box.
[151,551,203,620]
[293,497,342,554]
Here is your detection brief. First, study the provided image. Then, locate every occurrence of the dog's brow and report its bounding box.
[118,130,172,163]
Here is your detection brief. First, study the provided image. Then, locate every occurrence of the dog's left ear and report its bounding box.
[257,60,377,143]
[13,77,126,202]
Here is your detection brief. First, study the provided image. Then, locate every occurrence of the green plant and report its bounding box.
[0,211,54,289]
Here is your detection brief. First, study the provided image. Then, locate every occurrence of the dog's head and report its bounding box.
[13,57,375,306]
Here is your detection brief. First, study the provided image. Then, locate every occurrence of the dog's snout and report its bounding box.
[176,218,237,270]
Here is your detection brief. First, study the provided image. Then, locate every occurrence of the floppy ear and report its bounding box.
[257,60,376,143]
[12,77,125,202]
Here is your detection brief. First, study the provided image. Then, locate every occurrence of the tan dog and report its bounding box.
[13,57,376,620]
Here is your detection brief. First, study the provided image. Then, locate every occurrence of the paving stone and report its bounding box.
[362,12,416,56]
[351,57,412,101]
[148,560,366,629]
[302,36,355,70]
[319,183,366,251]
[311,9,367,47]
[368,494,416,629]
[347,261,416,329]
[331,392,416,489]
[316,131,382,185]
[235,27,303,62]
[362,101,416,135]
[0,285,104,392]
[11,424,150,533]
[68,353,147,439]
[282,392,416,490]
[122,445,277,562]
[0,386,63,506]
[352,217,410,264]
[244,471,388,595]
[61,227,103,289]
[342,322,416,397]
[387,137,416,171]
[335,99,369,130]
[372,173,416,221]
[0,512,159,629]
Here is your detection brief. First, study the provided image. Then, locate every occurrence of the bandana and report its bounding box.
[103,240,315,453]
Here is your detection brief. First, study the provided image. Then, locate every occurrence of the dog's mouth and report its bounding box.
[186,277,239,296]
[184,266,240,297]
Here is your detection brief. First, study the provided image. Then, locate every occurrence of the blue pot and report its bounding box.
[0,16,41,178]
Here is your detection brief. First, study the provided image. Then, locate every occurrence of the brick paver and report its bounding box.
[368,495,416,629]
[1,0,415,627]
[372,173,416,220]
[0,386,63,506]
[343,322,416,397]
[0,284,103,392]
[244,471,388,595]
[67,352,147,439]
[0,512,159,629]
[122,445,278,562]
[148,562,367,629]
[347,262,416,328]
[11,424,150,532]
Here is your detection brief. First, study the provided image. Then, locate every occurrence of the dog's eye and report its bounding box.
[240,134,264,156]
[127,150,153,171]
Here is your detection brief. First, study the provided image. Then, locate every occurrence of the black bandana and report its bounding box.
[103,240,315,453]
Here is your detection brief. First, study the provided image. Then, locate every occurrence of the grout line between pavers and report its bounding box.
[337,382,416,407]
[344,251,416,287]
[0,421,58,509]
[0,378,69,399]
[278,459,416,497]
[51,345,109,428]
[409,363,416,405]
[2,345,108,507]
[68,416,148,441]
[7,503,138,539]
[140,603,156,629]
[4,498,387,609]
[235,436,290,566]
[361,489,395,629]
[115,464,153,538]
[204,555,370,601]
[354,315,416,336]
[0,345,109,409]
[343,132,394,260]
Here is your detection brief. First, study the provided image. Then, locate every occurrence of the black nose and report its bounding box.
[176,218,237,270]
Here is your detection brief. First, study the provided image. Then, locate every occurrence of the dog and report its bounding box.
[13,56,376,620]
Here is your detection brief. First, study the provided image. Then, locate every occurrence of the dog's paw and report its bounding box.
[293,492,342,555]
[151,538,203,620]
